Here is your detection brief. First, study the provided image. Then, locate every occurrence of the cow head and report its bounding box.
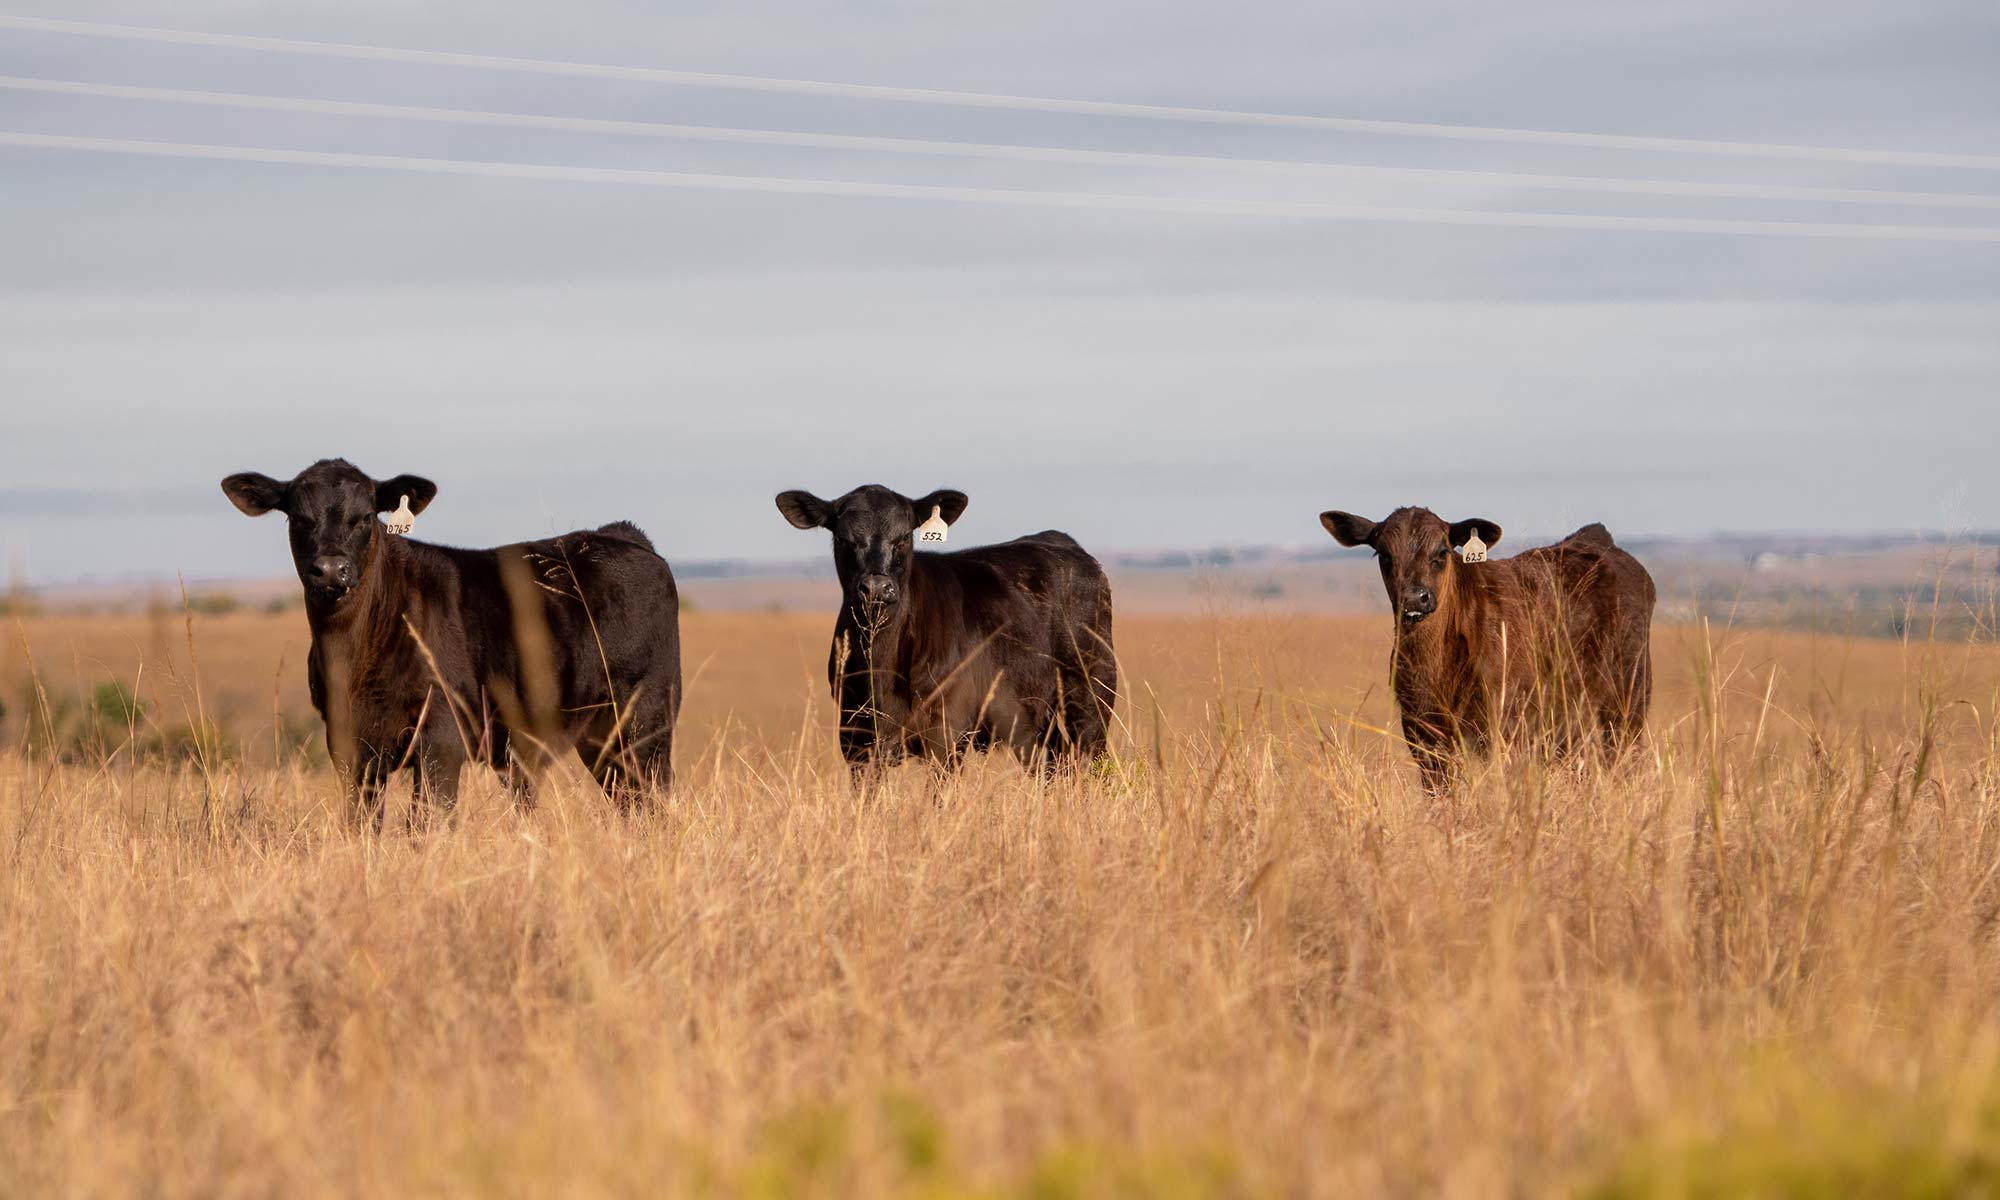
[221,459,437,608]
[776,485,968,614]
[1319,506,1502,627]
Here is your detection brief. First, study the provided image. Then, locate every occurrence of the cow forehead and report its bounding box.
[289,460,374,509]
[1376,507,1448,549]
[832,487,913,533]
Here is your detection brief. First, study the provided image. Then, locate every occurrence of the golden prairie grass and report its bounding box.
[3,608,2000,1197]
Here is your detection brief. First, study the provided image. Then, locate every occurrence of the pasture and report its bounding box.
[3,604,1999,1196]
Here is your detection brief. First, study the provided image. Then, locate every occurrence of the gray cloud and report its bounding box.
[0,0,1996,584]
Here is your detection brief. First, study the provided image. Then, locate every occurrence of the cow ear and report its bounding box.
[776,490,833,530]
[912,489,968,526]
[1450,518,1502,550]
[1319,511,1376,547]
[375,475,438,516]
[221,472,288,517]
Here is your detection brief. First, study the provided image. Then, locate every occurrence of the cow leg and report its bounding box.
[844,739,906,794]
[838,710,877,769]
[487,721,515,780]
[1404,720,1458,798]
[1032,733,1064,781]
[622,710,675,796]
[840,705,908,791]
[382,702,462,828]
[1061,708,1111,766]
[848,739,906,786]
[906,730,971,802]
[942,729,979,772]
[1414,747,1457,798]
[580,744,637,811]
[1013,712,1078,780]
[904,712,970,770]
[588,735,672,811]
[639,726,673,794]
[411,743,466,828]
[1056,633,1117,770]
[1599,651,1652,763]
[580,711,673,811]
[1400,711,1460,798]
[1002,712,1058,778]
[574,704,627,807]
[504,725,573,811]
[587,758,633,810]
[503,757,538,812]
[346,747,394,831]
[1055,671,1112,773]
[483,724,536,812]
[578,741,640,811]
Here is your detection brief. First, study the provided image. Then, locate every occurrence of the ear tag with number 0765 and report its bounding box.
[383,494,415,537]
[1460,531,1487,564]
[915,505,949,546]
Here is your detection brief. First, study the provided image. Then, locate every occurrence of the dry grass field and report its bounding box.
[4,602,2000,1196]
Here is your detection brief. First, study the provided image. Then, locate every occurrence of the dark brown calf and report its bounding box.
[776,485,1118,775]
[223,459,681,822]
[1320,506,1655,792]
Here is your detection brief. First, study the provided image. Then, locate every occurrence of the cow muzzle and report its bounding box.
[307,556,356,602]
[855,573,899,607]
[1400,586,1437,624]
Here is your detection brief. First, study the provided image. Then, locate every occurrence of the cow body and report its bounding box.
[778,486,1117,773]
[225,460,680,821]
[1321,507,1653,791]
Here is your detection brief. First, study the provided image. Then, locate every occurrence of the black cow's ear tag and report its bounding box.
[383,494,416,537]
[915,505,949,547]
[1460,531,1488,564]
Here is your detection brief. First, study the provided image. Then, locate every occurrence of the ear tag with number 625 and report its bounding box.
[915,505,949,547]
[1460,531,1487,564]
[383,494,415,537]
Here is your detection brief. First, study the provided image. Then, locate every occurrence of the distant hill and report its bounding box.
[11,532,1996,639]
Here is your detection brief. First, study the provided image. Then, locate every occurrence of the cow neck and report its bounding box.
[844,557,931,668]
[305,530,414,656]
[852,552,952,676]
[1392,558,1490,673]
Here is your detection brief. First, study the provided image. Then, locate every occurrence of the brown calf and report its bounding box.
[1319,506,1655,792]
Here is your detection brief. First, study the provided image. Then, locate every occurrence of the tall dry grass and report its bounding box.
[3,608,1999,1196]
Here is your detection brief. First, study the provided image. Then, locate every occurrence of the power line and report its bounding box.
[5,75,1996,211]
[5,129,1997,242]
[3,12,1997,170]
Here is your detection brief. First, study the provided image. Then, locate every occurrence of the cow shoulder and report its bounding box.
[1016,530,1084,552]
[1563,523,1616,549]
[940,538,1091,606]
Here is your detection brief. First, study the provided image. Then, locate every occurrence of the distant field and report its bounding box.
[15,531,1993,641]
[4,607,1977,765]
[4,606,2000,1195]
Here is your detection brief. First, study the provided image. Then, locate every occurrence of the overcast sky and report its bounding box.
[2,0,1996,584]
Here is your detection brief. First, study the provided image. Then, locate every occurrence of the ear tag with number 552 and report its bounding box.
[383,494,415,537]
[1460,531,1487,564]
[915,505,949,547]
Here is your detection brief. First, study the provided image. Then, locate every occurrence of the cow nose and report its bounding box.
[1401,586,1436,621]
[857,574,899,605]
[309,557,353,589]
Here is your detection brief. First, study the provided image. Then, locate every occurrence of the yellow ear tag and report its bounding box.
[383,494,415,537]
[1460,531,1487,564]
[915,505,949,547]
